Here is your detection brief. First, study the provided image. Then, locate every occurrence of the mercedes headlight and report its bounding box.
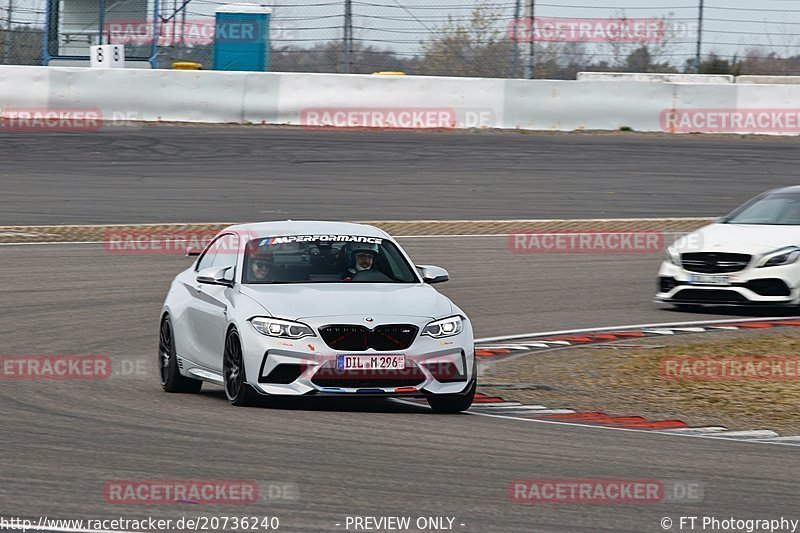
[756,247,800,268]
[422,316,464,338]
[250,317,315,339]
[665,247,679,266]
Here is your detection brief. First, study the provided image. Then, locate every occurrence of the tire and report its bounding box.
[159,315,202,393]
[223,328,262,407]
[426,380,476,414]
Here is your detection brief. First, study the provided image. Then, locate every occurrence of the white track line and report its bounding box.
[658,427,728,434]
[376,217,713,223]
[475,316,800,343]
[760,436,800,442]
[464,410,800,447]
[470,404,551,410]
[469,401,523,407]
[695,430,780,439]
[0,241,105,247]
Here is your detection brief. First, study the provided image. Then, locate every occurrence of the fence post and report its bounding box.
[694,0,704,73]
[98,0,106,44]
[341,0,352,74]
[3,0,13,64]
[511,0,521,78]
[523,0,535,79]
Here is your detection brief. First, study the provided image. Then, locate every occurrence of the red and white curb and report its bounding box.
[465,317,800,446]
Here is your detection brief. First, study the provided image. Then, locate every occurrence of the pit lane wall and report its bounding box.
[3,65,800,134]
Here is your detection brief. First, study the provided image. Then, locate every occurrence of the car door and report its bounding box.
[185,233,239,372]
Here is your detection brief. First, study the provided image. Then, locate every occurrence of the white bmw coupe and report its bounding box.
[159,221,476,412]
[657,186,800,307]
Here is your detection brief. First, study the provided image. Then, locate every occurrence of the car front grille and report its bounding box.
[681,252,751,273]
[319,324,418,351]
[673,289,749,303]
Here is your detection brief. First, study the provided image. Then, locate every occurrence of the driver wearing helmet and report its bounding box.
[342,243,379,280]
[247,247,275,282]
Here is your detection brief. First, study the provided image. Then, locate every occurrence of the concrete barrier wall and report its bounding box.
[736,76,800,85]
[2,65,800,134]
[576,72,734,84]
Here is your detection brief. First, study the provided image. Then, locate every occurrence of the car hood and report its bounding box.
[676,223,800,255]
[238,283,453,321]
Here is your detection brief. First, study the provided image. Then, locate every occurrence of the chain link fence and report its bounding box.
[4,1,800,77]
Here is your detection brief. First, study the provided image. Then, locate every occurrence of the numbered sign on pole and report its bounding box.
[90,44,125,68]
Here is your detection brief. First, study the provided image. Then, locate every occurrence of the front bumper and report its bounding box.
[239,317,476,397]
[655,260,799,306]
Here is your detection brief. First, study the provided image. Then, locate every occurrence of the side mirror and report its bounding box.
[186,247,202,258]
[197,266,234,287]
[417,265,449,284]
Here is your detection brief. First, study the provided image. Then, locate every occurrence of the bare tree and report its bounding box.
[416,5,514,78]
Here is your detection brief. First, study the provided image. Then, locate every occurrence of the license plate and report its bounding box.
[688,274,731,286]
[336,355,405,371]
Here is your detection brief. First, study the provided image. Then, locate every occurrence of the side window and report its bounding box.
[195,235,226,272]
[382,242,417,282]
[211,234,239,270]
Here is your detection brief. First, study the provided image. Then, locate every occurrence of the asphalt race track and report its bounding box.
[1,127,799,225]
[1,127,799,532]
[1,240,798,532]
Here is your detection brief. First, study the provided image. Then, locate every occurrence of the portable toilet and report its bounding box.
[213,4,271,71]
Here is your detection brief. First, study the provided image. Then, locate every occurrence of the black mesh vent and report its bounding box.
[319,325,370,351]
[370,325,418,351]
[260,363,305,384]
[319,324,418,351]
[423,361,466,383]
[659,276,677,292]
[746,279,791,297]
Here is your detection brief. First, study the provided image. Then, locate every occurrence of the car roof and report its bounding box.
[769,185,800,194]
[223,220,390,240]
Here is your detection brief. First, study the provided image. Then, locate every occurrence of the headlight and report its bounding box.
[665,247,678,266]
[422,316,463,338]
[250,317,315,339]
[757,247,800,268]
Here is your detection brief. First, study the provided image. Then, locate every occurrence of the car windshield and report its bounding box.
[242,235,419,284]
[724,192,800,225]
